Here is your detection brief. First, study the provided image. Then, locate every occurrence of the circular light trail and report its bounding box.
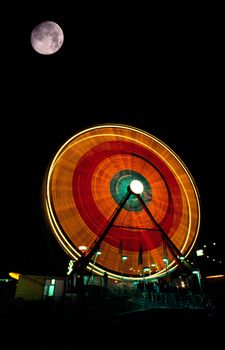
[44,124,201,281]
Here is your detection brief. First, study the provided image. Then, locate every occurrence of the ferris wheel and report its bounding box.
[44,124,201,281]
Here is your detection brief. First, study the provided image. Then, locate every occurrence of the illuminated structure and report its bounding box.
[44,124,200,282]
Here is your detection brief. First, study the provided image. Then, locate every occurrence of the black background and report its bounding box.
[1,1,224,276]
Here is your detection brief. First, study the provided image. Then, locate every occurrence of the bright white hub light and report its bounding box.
[130,179,144,194]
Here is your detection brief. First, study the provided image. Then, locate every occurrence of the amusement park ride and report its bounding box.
[69,179,192,280]
[44,124,201,291]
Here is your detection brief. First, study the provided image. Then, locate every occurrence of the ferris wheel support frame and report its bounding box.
[136,194,193,273]
[72,191,131,278]
[69,184,193,291]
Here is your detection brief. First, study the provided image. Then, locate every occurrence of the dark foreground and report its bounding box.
[1,295,224,345]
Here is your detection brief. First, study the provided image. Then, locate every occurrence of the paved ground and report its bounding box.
[1,296,224,344]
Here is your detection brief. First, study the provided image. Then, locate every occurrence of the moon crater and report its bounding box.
[31,21,64,55]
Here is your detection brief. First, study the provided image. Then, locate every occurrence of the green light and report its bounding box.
[48,285,55,297]
[163,258,168,265]
[67,260,74,275]
[110,170,152,211]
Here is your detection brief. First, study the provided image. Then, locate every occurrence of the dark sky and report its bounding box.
[1,1,224,276]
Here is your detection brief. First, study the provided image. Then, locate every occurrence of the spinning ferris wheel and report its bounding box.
[44,124,201,282]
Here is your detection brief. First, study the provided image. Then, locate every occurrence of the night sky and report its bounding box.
[1,1,224,277]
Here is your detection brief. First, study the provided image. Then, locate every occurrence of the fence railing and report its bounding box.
[135,291,214,310]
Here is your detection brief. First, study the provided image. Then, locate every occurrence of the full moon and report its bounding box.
[31,21,64,55]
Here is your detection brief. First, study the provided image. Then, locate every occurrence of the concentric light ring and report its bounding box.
[44,124,201,281]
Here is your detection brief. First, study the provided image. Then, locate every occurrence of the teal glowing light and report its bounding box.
[110,170,152,211]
